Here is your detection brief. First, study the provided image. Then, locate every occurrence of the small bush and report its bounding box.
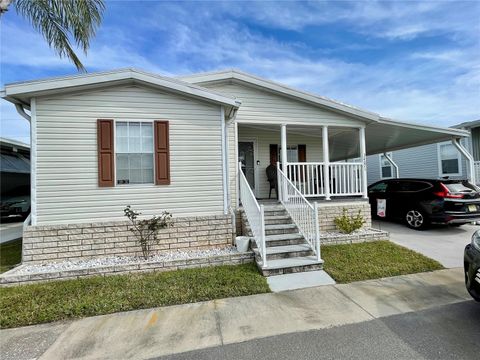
[334,208,365,234]
[124,205,172,259]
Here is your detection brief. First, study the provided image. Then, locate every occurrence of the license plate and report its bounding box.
[468,204,477,212]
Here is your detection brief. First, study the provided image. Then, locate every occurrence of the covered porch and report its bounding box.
[236,120,474,202]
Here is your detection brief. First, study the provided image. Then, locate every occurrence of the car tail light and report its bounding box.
[434,183,464,199]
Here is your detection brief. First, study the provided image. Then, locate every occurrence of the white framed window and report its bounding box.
[115,121,154,185]
[438,142,461,176]
[379,153,393,179]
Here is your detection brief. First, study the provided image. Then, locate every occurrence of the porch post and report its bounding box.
[281,124,287,169]
[281,124,288,201]
[322,126,331,200]
[359,127,368,199]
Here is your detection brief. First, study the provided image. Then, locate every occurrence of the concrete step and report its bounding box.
[264,224,298,235]
[266,244,314,259]
[264,233,305,247]
[257,256,324,277]
[267,270,335,292]
[264,215,292,225]
[254,244,314,260]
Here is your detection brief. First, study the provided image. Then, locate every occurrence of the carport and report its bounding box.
[330,117,473,183]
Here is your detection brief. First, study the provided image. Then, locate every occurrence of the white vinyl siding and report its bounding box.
[238,126,324,198]
[34,84,224,224]
[200,82,365,128]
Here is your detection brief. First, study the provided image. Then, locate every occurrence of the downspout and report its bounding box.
[383,152,400,178]
[14,103,33,230]
[226,108,239,242]
[15,103,31,122]
[452,137,476,185]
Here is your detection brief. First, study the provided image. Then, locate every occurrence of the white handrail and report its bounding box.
[286,162,364,197]
[238,162,267,267]
[277,164,321,261]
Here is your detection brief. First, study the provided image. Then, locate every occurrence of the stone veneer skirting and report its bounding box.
[317,200,372,232]
[22,215,234,264]
[0,251,254,286]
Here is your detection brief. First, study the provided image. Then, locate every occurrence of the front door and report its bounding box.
[239,141,255,191]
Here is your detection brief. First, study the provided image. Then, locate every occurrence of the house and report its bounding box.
[1,69,471,275]
[366,120,480,185]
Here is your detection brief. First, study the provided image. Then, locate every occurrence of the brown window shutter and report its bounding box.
[154,121,170,185]
[298,144,306,162]
[269,144,278,165]
[97,119,114,187]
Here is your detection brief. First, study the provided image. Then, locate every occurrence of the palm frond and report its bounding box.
[13,0,105,72]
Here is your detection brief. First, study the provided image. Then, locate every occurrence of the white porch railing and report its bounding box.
[238,162,267,267]
[286,162,364,197]
[277,164,321,261]
[475,161,480,186]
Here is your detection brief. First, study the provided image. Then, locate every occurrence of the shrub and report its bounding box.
[124,205,172,259]
[334,208,365,234]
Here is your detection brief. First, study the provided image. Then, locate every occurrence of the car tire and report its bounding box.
[405,209,429,230]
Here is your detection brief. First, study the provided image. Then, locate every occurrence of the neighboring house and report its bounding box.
[0,137,30,196]
[366,120,480,185]
[0,137,30,242]
[0,69,471,274]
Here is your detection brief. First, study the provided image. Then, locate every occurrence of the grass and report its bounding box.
[0,263,270,329]
[0,238,22,274]
[322,240,444,283]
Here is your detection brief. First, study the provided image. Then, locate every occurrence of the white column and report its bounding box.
[281,124,287,202]
[359,127,368,199]
[281,124,287,169]
[322,126,331,200]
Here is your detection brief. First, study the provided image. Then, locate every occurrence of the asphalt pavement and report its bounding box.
[155,300,480,360]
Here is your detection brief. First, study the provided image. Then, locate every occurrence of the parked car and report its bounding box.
[464,230,480,301]
[0,186,30,221]
[368,178,480,230]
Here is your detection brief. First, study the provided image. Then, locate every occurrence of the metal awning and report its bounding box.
[0,153,30,174]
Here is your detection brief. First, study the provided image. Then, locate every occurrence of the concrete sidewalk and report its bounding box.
[0,268,472,360]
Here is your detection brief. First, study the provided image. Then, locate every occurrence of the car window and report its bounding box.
[443,182,476,193]
[369,182,388,193]
[396,181,432,192]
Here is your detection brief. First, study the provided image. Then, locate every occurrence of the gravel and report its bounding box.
[10,247,240,275]
[323,228,383,238]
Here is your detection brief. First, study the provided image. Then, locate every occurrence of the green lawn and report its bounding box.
[322,240,444,283]
[0,262,270,329]
[0,240,444,329]
[0,238,22,274]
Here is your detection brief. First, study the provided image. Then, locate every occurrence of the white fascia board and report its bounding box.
[377,117,470,138]
[180,69,380,122]
[3,69,241,108]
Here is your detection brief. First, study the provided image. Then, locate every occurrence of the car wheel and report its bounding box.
[405,209,429,230]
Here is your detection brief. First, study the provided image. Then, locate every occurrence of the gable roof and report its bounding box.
[452,119,480,130]
[180,69,468,140]
[179,69,379,121]
[1,68,242,109]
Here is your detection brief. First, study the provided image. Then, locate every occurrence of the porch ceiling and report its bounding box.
[238,120,469,161]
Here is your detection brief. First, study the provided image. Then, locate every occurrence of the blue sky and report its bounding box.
[1,0,479,143]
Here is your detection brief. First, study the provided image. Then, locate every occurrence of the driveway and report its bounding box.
[373,220,478,268]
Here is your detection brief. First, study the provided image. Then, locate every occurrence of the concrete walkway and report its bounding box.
[373,220,477,268]
[0,268,471,360]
